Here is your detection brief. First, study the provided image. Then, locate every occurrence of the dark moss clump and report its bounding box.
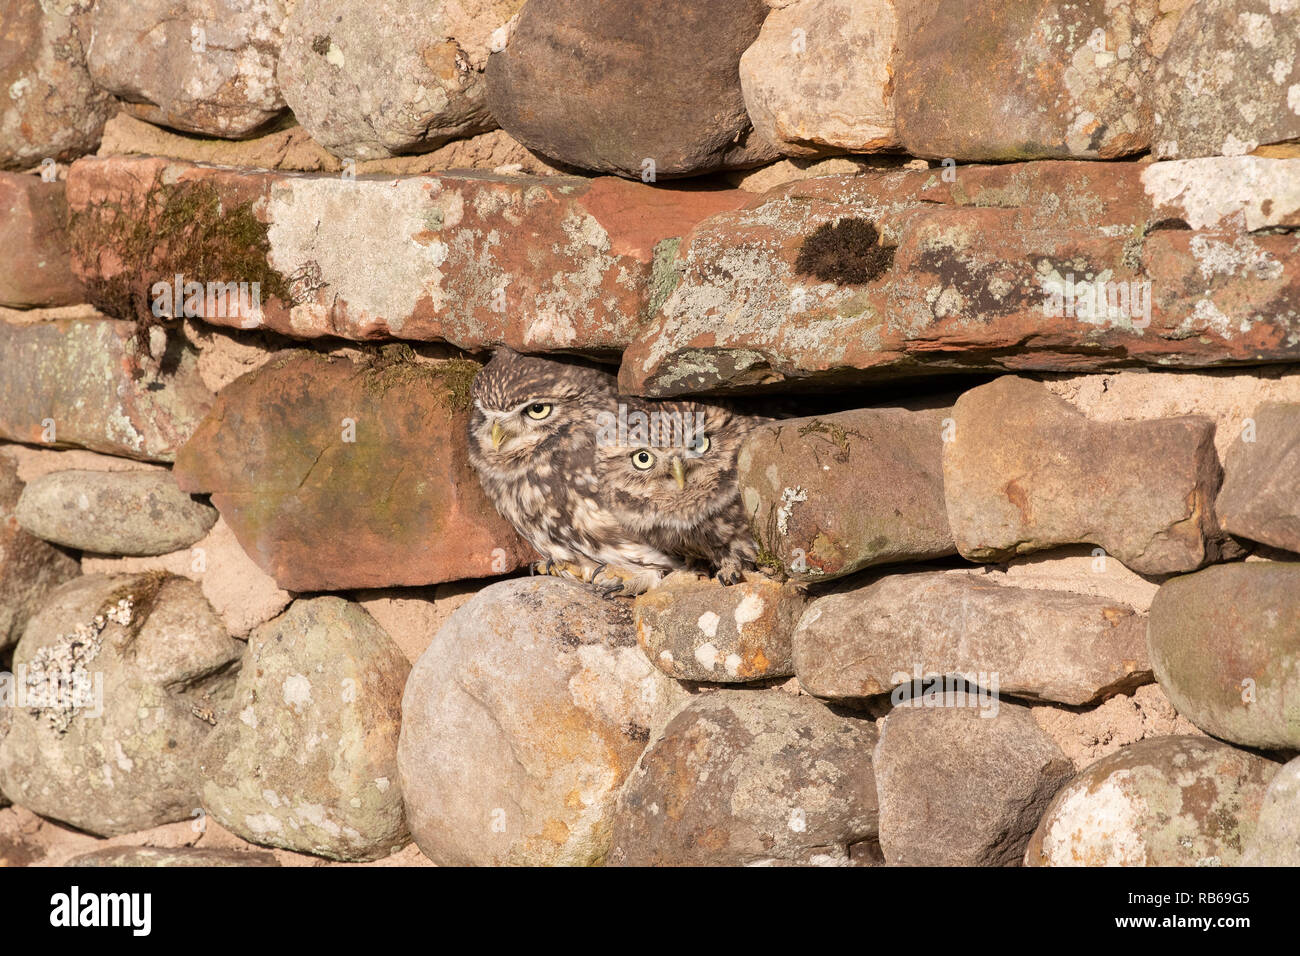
[793,217,895,285]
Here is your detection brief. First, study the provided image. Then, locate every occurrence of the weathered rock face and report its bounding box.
[0,174,83,308]
[0,453,79,651]
[0,0,115,168]
[738,407,953,581]
[1152,0,1300,159]
[618,158,1300,396]
[278,0,522,158]
[793,569,1151,706]
[486,0,781,178]
[875,702,1074,867]
[0,318,213,462]
[943,377,1222,575]
[608,690,879,866]
[633,572,805,683]
[1026,736,1278,866]
[69,846,280,867]
[0,573,242,836]
[87,0,289,138]
[895,0,1188,161]
[1217,403,1300,554]
[1241,755,1300,867]
[65,155,746,349]
[174,350,533,590]
[398,578,687,866]
[199,597,411,862]
[16,469,217,556]
[739,0,899,157]
[1148,562,1300,750]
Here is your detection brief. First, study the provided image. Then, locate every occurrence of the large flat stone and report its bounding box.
[0,173,83,308]
[943,376,1222,575]
[174,349,534,590]
[66,155,746,351]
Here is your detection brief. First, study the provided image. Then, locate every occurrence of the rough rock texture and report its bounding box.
[69,846,280,867]
[87,0,288,138]
[793,569,1151,706]
[895,0,1188,161]
[1152,0,1300,159]
[398,578,687,866]
[16,469,217,556]
[66,155,746,349]
[608,691,880,866]
[1241,755,1300,867]
[174,350,534,590]
[1032,683,1203,770]
[619,158,1300,396]
[96,111,564,176]
[0,173,83,307]
[1026,736,1278,866]
[1216,403,1300,554]
[1148,562,1300,750]
[0,317,213,462]
[943,376,1222,575]
[0,573,242,836]
[199,597,411,862]
[0,452,79,651]
[739,0,899,156]
[874,702,1074,866]
[278,0,522,158]
[633,572,805,683]
[0,0,115,168]
[486,0,781,178]
[81,515,290,639]
[738,407,954,581]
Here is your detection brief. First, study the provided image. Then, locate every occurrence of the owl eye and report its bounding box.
[689,433,711,455]
[631,450,655,470]
[525,402,553,420]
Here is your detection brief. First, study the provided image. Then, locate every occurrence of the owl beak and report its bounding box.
[490,421,507,450]
[670,456,687,490]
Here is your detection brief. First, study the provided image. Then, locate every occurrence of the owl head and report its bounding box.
[595,399,750,533]
[467,348,616,472]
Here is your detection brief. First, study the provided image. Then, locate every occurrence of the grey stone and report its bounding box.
[1241,755,1300,867]
[68,846,280,867]
[1217,403,1300,555]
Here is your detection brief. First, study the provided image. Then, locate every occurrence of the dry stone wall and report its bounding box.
[0,0,1297,869]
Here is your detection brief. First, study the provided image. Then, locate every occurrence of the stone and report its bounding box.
[0,0,115,168]
[619,159,1300,396]
[68,846,280,867]
[0,452,79,651]
[398,577,687,866]
[0,573,242,837]
[1025,736,1278,866]
[1148,561,1300,750]
[633,572,805,683]
[793,569,1151,707]
[87,0,288,138]
[1031,683,1204,770]
[1241,755,1300,867]
[975,545,1162,614]
[726,155,891,192]
[278,0,523,159]
[607,690,881,866]
[174,350,534,590]
[943,376,1222,575]
[738,407,954,581]
[1217,403,1300,554]
[16,469,218,556]
[66,155,746,349]
[739,0,899,157]
[1151,0,1300,159]
[486,0,781,178]
[0,316,214,463]
[874,702,1074,866]
[894,0,1188,161]
[1142,156,1300,231]
[199,597,411,862]
[0,173,83,308]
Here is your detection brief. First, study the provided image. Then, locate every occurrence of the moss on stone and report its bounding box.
[647,237,684,317]
[797,418,861,460]
[794,218,895,285]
